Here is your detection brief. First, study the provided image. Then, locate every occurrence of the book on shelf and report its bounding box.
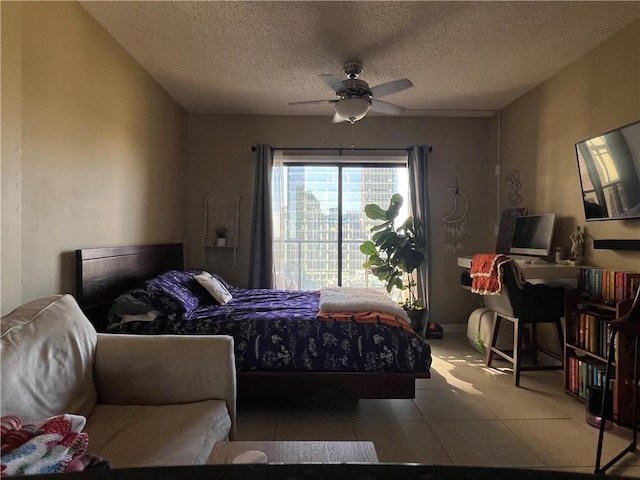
[567,354,613,399]
[576,266,640,304]
[576,309,614,357]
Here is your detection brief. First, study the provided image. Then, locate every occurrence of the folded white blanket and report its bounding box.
[318,287,410,323]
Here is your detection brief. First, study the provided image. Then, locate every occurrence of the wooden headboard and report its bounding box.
[75,243,184,331]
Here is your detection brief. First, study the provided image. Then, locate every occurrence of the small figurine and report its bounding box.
[569,226,584,265]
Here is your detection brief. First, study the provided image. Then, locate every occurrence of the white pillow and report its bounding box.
[195,272,232,305]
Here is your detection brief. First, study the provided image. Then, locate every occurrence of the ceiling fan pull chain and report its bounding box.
[351,122,355,149]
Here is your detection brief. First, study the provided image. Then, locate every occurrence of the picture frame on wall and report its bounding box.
[495,207,527,254]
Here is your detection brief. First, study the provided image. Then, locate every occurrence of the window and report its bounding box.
[580,135,627,216]
[272,153,409,290]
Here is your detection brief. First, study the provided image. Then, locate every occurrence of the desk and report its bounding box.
[459,255,575,368]
[457,255,577,287]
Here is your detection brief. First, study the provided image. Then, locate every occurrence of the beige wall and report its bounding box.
[187,114,497,326]
[1,2,188,314]
[1,2,24,315]
[500,20,640,271]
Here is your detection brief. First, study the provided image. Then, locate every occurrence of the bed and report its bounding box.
[75,243,431,400]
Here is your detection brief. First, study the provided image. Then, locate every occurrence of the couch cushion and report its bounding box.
[1,294,98,423]
[84,400,231,467]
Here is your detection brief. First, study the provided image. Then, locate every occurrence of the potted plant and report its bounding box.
[359,193,427,332]
[215,225,228,247]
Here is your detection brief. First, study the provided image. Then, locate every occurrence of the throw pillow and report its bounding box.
[194,272,233,305]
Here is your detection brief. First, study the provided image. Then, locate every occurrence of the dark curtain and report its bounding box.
[407,145,432,332]
[248,144,274,288]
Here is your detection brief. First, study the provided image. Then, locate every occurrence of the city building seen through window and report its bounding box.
[272,157,409,291]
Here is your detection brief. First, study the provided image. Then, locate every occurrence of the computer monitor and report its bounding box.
[508,213,556,257]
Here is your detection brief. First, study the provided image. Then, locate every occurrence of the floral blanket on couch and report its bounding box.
[1,415,109,476]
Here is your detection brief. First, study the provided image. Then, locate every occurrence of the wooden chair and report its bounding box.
[595,287,640,474]
[481,265,565,386]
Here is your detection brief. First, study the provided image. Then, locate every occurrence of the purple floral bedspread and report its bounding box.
[107,271,431,374]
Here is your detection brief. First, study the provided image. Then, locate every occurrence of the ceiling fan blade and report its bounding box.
[320,74,344,93]
[371,99,404,116]
[370,78,413,99]
[332,112,348,123]
[288,99,335,106]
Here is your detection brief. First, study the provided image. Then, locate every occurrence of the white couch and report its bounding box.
[1,294,236,468]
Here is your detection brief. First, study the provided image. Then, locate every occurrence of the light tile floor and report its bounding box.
[235,332,640,476]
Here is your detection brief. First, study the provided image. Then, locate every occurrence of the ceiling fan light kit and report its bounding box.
[334,97,372,124]
[290,61,413,124]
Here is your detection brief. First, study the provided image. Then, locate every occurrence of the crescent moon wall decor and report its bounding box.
[442,186,469,252]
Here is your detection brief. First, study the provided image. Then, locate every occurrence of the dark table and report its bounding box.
[15,463,629,480]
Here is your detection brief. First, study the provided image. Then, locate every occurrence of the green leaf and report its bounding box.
[390,193,404,206]
[387,275,404,292]
[359,241,378,256]
[371,265,393,281]
[364,204,387,221]
[372,230,396,248]
[398,216,414,232]
[386,194,403,222]
[362,255,384,269]
[369,223,389,233]
[379,235,399,251]
[396,248,424,273]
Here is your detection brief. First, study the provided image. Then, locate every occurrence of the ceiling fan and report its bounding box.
[289,62,413,124]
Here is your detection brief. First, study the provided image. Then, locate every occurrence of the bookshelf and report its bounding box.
[564,266,639,427]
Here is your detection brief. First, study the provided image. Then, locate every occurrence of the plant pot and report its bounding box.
[405,308,425,334]
[215,238,227,247]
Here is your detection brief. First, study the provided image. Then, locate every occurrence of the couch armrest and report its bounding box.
[94,334,236,435]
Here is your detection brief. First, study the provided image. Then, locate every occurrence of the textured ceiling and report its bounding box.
[80,1,639,117]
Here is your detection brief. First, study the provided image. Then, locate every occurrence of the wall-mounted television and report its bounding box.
[575,120,640,221]
[508,213,556,258]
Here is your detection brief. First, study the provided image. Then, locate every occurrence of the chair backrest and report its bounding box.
[618,287,640,325]
[481,263,564,319]
[1,295,98,422]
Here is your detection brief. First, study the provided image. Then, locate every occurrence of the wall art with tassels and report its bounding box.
[442,179,469,252]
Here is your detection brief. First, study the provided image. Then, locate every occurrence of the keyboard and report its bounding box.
[508,255,547,265]
[508,255,535,264]
[509,255,549,265]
